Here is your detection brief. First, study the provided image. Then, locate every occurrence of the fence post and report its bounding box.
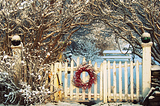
[11,35,23,86]
[141,33,152,98]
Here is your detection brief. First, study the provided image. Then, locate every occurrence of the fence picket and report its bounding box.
[107,61,111,102]
[82,57,86,100]
[70,60,74,100]
[76,57,80,100]
[64,62,68,99]
[88,60,92,100]
[50,64,54,100]
[130,61,134,102]
[103,60,107,103]
[54,63,59,101]
[119,61,122,101]
[94,62,98,100]
[100,63,103,100]
[58,62,62,100]
[45,68,48,89]
[113,61,116,101]
[124,61,128,101]
[136,61,139,101]
[59,63,62,84]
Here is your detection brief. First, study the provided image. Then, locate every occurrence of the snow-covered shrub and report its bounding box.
[0,51,60,105]
[0,54,20,105]
[0,71,19,105]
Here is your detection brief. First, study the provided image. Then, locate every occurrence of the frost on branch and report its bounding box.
[0,0,92,64]
[72,38,100,62]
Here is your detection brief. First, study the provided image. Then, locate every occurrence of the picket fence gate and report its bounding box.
[51,57,142,103]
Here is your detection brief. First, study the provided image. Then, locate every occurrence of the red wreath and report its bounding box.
[73,63,97,89]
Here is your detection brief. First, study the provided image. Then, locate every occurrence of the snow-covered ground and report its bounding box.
[29,101,142,106]
[0,101,143,106]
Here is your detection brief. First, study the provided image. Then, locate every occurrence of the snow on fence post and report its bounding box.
[141,32,152,98]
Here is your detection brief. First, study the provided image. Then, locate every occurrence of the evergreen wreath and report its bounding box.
[72,63,97,89]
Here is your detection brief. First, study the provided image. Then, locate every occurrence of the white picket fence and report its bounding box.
[52,57,143,103]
